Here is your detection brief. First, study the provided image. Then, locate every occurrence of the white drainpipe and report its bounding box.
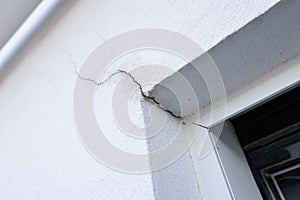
[0,0,66,81]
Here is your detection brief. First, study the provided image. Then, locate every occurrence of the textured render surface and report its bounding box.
[0,0,280,199]
[143,100,202,200]
[150,0,300,118]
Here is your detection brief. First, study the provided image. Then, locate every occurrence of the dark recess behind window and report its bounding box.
[230,84,300,200]
[231,85,300,148]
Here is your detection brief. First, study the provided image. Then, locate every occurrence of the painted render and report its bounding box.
[0,0,287,200]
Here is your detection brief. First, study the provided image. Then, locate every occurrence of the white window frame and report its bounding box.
[189,55,300,200]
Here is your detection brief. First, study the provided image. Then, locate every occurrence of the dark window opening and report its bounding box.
[231,85,300,200]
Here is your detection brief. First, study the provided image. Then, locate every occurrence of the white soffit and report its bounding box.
[0,0,41,49]
[149,0,300,118]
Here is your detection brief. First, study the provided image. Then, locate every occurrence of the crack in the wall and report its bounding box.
[64,51,209,129]
[76,68,183,119]
[76,70,209,129]
[191,122,209,129]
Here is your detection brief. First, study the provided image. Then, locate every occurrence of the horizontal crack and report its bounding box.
[192,122,209,129]
[75,70,125,86]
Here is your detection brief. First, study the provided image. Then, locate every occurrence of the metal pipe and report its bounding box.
[0,0,65,81]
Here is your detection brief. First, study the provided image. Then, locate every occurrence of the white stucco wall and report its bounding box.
[0,0,280,199]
